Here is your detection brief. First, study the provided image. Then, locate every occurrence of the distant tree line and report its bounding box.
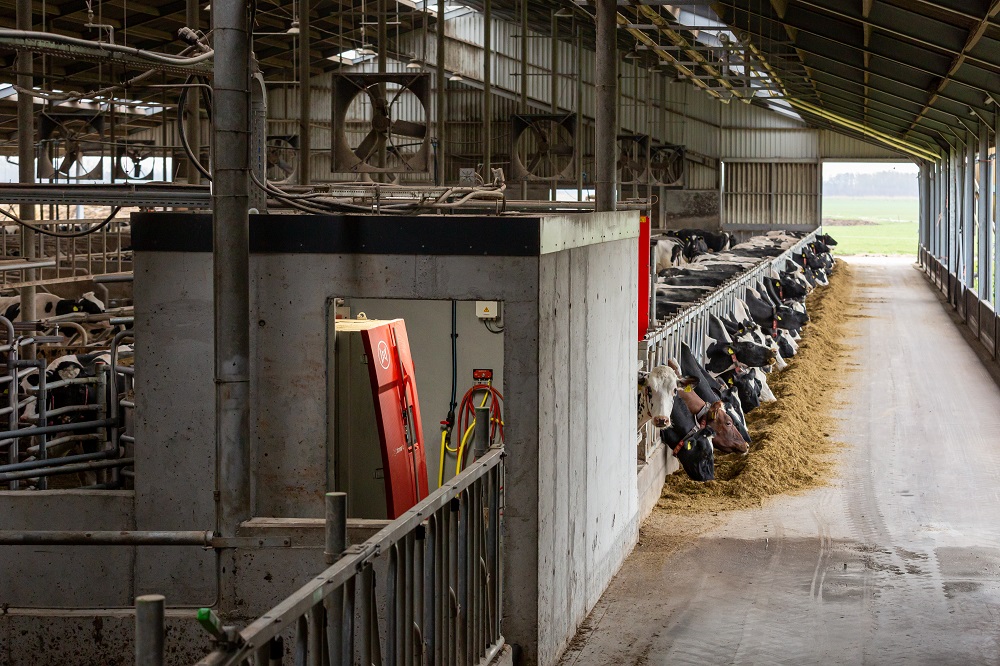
[824,171,917,197]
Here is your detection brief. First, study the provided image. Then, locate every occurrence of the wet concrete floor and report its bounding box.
[560,256,1000,665]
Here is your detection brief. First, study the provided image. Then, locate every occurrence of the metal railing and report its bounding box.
[1,218,131,290]
[0,315,135,489]
[636,231,819,461]
[190,447,505,666]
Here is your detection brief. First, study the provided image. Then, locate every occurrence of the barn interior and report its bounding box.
[1,0,999,664]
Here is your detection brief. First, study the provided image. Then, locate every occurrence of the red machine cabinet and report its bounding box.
[360,319,429,518]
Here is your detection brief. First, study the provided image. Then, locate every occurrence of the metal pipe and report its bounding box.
[473,406,489,460]
[965,129,975,286]
[298,0,311,186]
[0,456,133,482]
[135,594,166,666]
[213,0,252,539]
[435,0,445,186]
[0,529,212,545]
[594,0,617,212]
[482,0,491,175]
[185,0,201,185]
[16,0,36,333]
[325,492,347,565]
[978,122,990,301]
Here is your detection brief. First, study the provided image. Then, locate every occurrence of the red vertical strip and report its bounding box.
[638,215,650,340]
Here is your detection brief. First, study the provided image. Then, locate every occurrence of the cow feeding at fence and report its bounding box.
[638,232,851,506]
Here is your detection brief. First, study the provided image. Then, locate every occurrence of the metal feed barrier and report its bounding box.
[636,231,820,461]
[0,315,135,489]
[187,448,506,666]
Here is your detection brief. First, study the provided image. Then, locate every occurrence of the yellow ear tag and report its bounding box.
[728,378,733,385]
[684,385,694,392]
[727,347,734,354]
[686,442,692,450]
[777,316,782,321]
[73,306,80,312]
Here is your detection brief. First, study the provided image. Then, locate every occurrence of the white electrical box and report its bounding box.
[476,301,500,320]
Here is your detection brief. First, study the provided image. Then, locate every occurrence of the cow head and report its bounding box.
[779,273,809,299]
[776,305,809,330]
[816,233,838,247]
[673,426,716,481]
[638,361,698,428]
[77,292,105,315]
[702,401,748,454]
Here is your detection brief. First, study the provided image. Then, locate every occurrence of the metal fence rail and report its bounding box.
[636,231,819,460]
[0,315,135,489]
[192,448,505,666]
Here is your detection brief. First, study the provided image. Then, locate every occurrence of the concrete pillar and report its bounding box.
[594,0,617,212]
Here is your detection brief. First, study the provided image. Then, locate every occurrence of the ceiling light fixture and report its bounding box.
[286,19,300,34]
[553,7,573,17]
[406,57,422,69]
[449,73,464,82]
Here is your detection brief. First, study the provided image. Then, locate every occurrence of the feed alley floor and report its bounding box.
[560,256,1000,665]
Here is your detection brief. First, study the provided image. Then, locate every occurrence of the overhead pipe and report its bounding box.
[594,0,617,212]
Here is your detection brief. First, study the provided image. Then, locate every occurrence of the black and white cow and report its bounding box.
[638,361,699,429]
[0,292,105,322]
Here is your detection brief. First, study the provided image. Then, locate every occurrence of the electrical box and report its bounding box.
[333,317,428,519]
[476,301,500,320]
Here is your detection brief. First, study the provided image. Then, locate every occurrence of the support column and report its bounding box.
[519,0,528,200]
[212,0,252,550]
[978,122,990,300]
[482,0,491,174]
[16,0,35,326]
[298,0,311,185]
[185,0,201,184]
[594,0,617,212]
[918,162,929,252]
[966,131,976,286]
[436,0,445,185]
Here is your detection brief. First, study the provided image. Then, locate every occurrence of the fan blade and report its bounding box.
[57,146,80,175]
[526,152,543,173]
[354,130,380,161]
[390,120,426,138]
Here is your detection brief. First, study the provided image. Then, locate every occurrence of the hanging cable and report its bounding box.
[0,206,121,238]
[177,75,213,182]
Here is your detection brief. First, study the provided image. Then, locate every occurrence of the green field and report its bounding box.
[823,195,918,223]
[822,196,918,255]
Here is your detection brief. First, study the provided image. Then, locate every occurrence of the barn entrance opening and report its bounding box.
[326,298,505,519]
[821,161,918,255]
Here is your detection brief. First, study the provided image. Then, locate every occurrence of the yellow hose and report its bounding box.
[437,429,448,488]
[454,422,477,476]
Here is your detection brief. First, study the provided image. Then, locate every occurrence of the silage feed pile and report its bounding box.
[658,259,859,514]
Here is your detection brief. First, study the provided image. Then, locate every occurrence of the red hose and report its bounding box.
[455,383,504,472]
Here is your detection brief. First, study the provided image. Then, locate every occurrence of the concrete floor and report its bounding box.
[560,256,1000,665]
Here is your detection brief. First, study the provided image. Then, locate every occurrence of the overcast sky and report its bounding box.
[823,161,919,179]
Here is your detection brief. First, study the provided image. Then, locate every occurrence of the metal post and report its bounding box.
[594,0,618,212]
[575,24,583,202]
[298,0,311,185]
[212,0,252,544]
[919,162,929,252]
[16,0,36,329]
[435,0,445,185]
[376,0,387,173]
[519,0,528,200]
[325,492,347,566]
[482,0,491,175]
[185,0,201,185]
[473,406,490,459]
[135,594,165,666]
[966,130,976,287]
[979,122,991,301]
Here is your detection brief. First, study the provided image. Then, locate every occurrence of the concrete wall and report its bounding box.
[0,491,134,608]
[536,237,639,665]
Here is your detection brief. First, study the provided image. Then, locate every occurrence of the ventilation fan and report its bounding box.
[114,141,156,180]
[617,134,650,185]
[649,143,686,188]
[510,113,576,182]
[331,73,430,174]
[266,135,298,183]
[37,112,105,180]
